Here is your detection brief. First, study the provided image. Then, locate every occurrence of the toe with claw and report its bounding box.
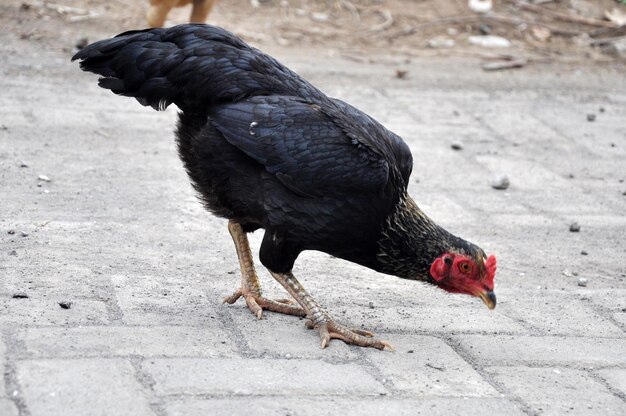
[304,318,394,351]
[224,288,306,319]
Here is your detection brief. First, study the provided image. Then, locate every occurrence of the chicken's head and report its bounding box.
[429,251,497,309]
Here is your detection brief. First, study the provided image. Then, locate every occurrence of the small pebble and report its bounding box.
[569,222,581,232]
[395,69,408,79]
[75,37,89,50]
[368,301,375,309]
[12,292,28,299]
[38,174,51,182]
[407,350,414,354]
[577,277,588,287]
[20,161,29,168]
[310,12,329,22]
[427,36,455,49]
[599,107,605,113]
[581,250,588,255]
[21,231,29,237]
[479,24,492,35]
[8,230,15,235]
[451,143,463,151]
[58,301,72,309]
[587,113,596,122]
[9,250,18,256]
[490,174,510,190]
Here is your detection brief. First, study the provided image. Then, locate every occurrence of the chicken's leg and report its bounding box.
[223,221,305,319]
[269,271,393,350]
[190,0,218,24]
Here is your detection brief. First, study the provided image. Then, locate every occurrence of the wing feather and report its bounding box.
[209,95,390,197]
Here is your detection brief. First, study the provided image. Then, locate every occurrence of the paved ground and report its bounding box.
[1,23,626,416]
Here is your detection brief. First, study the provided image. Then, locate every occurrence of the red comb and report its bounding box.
[484,255,497,290]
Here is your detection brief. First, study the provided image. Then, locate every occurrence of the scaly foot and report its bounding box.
[224,288,305,319]
[225,220,305,319]
[304,317,393,350]
[269,270,394,351]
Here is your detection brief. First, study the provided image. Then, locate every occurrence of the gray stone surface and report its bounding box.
[165,397,526,416]
[455,335,626,366]
[17,359,154,416]
[0,400,19,416]
[364,334,498,397]
[229,312,359,359]
[0,339,5,396]
[145,358,386,395]
[597,368,626,397]
[487,366,626,415]
[1,13,625,416]
[1,299,109,326]
[17,326,239,358]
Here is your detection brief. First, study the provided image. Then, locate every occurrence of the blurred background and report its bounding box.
[1,0,625,69]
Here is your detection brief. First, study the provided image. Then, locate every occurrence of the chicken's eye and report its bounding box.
[458,262,471,274]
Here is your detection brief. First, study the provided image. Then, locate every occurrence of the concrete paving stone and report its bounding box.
[406,191,479,227]
[455,335,626,366]
[475,155,573,191]
[486,366,626,416]
[533,107,626,159]
[0,298,109,326]
[144,358,386,396]
[1,263,111,299]
[0,338,5,396]
[517,188,624,216]
[17,358,154,416]
[479,103,576,149]
[164,397,525,416]
[229,312,358,360]
[596,368,626,396]
[613,313,626,328]
[111,274,221,326]
[408,124,493,152]
[402,98,478,128]
[569,214,626,228]
[495,292,623,337]
[490,213,555,229]
[403,142,490,189]
[329,300,526,335]
[576,289,626,312]
[365,334,498,397]
[18,326,238,359]
[453,189,532,215]
[0,399,19,416]
[30,107,101,128]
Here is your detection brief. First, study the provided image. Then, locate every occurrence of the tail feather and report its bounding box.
[72,24,318,112]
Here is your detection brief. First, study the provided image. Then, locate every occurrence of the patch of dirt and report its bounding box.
[2,0,625,66]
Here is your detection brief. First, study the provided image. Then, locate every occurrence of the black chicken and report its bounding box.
[73,24,497,350]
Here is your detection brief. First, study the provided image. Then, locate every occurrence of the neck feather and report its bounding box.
[376,193,462,280]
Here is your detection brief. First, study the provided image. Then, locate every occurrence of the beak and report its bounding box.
[478,290,497,310]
